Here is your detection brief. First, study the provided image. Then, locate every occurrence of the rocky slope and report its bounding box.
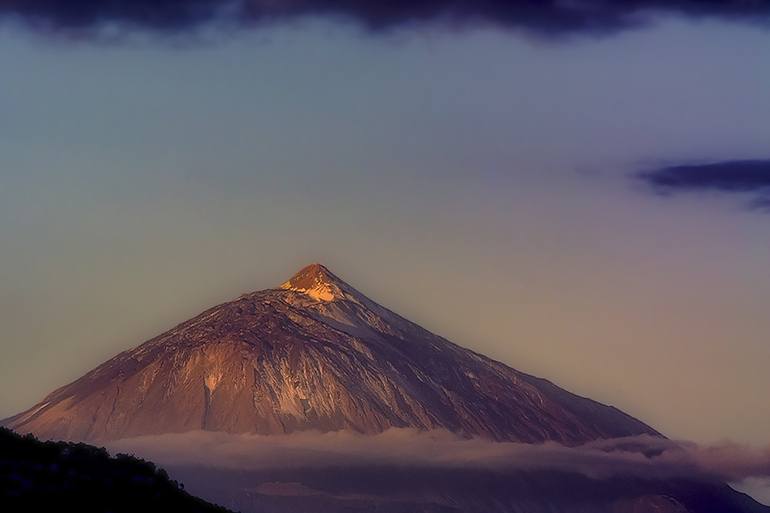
[4,263,658,443]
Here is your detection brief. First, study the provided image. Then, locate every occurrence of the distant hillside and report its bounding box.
[0,427,233,513]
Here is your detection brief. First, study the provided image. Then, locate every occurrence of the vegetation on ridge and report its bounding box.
[0,427,234,513]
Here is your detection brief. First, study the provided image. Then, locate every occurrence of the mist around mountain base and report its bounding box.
[108,428,770,513]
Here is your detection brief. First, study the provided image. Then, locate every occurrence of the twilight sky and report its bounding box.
[1,5,769,446]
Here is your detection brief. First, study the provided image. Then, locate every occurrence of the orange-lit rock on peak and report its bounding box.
[280,263,346,302]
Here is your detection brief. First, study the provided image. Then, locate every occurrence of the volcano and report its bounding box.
[3,263,658,443]
[4,264,769,513]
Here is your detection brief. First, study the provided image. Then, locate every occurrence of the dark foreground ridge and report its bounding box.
[0,427,232,513]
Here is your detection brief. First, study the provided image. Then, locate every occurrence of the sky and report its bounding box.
[1,2,770,447]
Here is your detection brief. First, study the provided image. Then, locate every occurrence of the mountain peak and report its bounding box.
[4,262,661,444]
[280,263,346,302]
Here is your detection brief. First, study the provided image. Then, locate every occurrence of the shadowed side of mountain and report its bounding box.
[168,464,770,513]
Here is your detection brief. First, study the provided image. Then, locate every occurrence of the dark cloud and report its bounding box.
[641,160,770,194]
[639,160,770,208]
[3,0,770,36]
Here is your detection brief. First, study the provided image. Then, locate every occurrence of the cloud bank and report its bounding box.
[109,429,770,483]
[3,0,770,37]
[639,160,770,210]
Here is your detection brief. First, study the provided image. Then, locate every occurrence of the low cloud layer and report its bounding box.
[3,1,770,37]
[639,160,770,210]
[109,429,770,483]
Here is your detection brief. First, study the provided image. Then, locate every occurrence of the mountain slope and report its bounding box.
[4,264,659,443]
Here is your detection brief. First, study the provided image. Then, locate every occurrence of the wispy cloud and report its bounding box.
[3,1,770,38]
[109,429,770,483]
[638,160,770,210]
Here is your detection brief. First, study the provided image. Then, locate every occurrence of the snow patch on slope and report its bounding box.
[281,281,337,302]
